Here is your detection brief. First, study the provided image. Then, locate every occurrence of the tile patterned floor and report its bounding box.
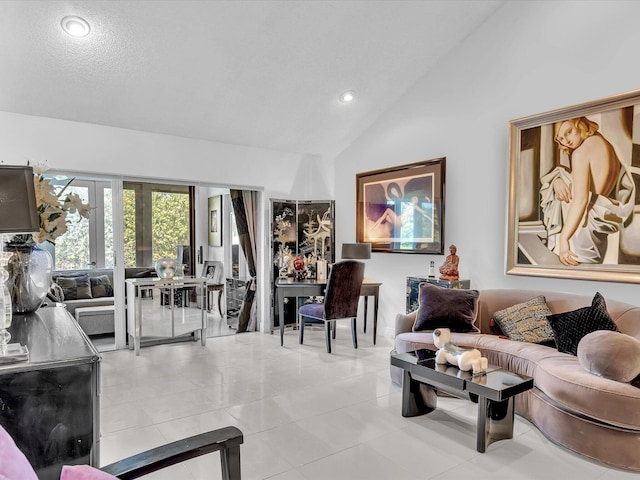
[99,325,636,479]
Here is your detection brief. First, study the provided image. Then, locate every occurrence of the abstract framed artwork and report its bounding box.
[208,195,222,247]
[356,158,445,254]
[507,89,640,283]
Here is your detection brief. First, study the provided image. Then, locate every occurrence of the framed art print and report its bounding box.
[507,89,640,283]
[356,158,445,254]
[208,195,222,247]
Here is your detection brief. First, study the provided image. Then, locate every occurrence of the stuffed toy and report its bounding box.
[433,328,488,373]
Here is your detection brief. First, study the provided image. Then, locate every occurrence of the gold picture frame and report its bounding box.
[507,89,640,283]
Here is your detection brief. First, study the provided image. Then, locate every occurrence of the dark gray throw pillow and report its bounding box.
[90,275,114,298]
[412,283,479,333]
[56,275,93,301]
[546,292,619,356]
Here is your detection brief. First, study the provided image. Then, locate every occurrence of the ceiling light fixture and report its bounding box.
[339,90,356,103]
[61,16,91,37]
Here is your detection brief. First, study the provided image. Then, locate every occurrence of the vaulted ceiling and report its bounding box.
[0,1,504,159]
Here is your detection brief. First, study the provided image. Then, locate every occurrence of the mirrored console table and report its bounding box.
[125,276,207,356]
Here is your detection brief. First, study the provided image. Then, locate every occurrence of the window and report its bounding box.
[123,182,193,268]
[44,177,113,270]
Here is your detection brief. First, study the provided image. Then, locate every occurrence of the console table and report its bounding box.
[0,306,101,479]
[406,276,471,313]
[125,276,207,356]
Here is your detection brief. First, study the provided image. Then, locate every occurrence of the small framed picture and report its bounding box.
[208,195,222,247]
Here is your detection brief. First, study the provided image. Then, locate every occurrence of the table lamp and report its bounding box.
[341,243,372,260]
[0,165,40,358]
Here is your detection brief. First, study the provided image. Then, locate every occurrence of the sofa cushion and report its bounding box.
[535,353,640,430]
[0,424,38,480]
[56,275,93,301]
[413,283,479,333]
[547,292,619,356]
[493,295,555,345]
[61,465,117,480]
[577,330,640,384]
[90,274,113,298]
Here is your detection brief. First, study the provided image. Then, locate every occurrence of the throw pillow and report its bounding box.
[90,275,113,298]
[60,465,117,480]
[412,283,480,333]
[546,292,619,356]
[577,330,640,383]
[493,295,555,345]
[0,424,39,480]
[56,275,93,301]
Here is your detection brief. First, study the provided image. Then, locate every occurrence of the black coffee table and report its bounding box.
[391,349,533,452]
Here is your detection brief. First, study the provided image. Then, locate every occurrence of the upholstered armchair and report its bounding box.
[0,424,243,480]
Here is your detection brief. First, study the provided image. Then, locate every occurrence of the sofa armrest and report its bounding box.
[395,311,417,336]
[100,426,243,480]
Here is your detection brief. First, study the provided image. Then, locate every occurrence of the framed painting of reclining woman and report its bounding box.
[356,158,445,254]
[507,89,640,283]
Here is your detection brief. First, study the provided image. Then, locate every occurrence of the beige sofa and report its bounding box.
[391,289,640,472]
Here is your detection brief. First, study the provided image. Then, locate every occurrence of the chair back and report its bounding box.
[323,260,365,320]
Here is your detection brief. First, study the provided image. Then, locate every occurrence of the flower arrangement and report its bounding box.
[12,164,92,245]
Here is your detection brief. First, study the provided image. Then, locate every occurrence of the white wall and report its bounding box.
[333,1,640,338]
[0,110,316,334]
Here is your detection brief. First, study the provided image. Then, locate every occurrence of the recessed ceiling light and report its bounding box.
[61,16,91,37]
[339,91,356,103]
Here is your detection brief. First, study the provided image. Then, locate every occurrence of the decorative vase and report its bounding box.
[5,243,53,314]
[154,257,177,279]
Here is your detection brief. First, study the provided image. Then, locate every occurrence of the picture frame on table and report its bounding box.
[507,89,640,284]
[356,157,445,254]
[208,195,222,247]
[202,261,217,280]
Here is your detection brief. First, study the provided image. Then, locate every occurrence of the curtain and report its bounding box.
[230,189,258,332]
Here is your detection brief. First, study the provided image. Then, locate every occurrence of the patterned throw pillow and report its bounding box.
[90,275,114,298]
[56,275,93,300]
[412,283,480,333]
[493,296,555,345]
[546,292,620,356]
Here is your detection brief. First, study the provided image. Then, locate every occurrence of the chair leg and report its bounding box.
[332,320,336,339]
[220,445,242,480]
[351,317,358,349]
[299,313,304,344]
[325,321,332,353]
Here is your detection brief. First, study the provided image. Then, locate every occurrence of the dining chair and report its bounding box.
[298,260,365,353]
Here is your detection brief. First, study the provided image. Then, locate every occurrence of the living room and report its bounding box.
[1,1,639,479]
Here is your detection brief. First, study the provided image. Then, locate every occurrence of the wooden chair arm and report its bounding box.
[100,426,243,479]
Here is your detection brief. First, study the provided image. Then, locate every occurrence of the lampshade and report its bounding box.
[0,166,40,234]
[341,243,371,260]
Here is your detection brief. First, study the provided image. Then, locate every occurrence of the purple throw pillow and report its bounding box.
[412,283,480,333]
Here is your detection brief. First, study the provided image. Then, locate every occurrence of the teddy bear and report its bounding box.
[433,328,488,373]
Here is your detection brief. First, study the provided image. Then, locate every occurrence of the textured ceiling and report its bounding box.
[0,1,504,158]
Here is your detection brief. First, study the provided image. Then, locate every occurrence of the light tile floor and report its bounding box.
[99,324,636,480]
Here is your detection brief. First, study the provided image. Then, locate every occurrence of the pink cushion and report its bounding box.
[60,465,118,480]
[0,424,38,480]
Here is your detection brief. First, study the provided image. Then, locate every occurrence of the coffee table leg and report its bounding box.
[401,370,437,417]
[476,397,514,452]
